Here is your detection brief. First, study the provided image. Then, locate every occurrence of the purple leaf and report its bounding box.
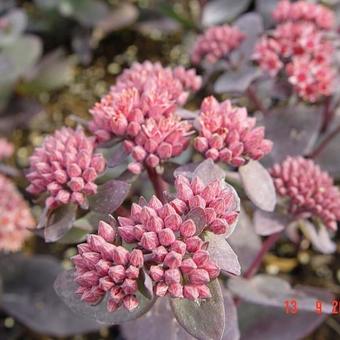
[253,209,290,236]
[239,160,276,212]
[214,66,261,94]
[54,270,156,325]
[176,108,198,120]
[0,254,100,337]
[261,105,322,167]
[300,220,336,254]
[222,289,240,340]
[88,179,130,214]
[192,159,226,186]
[44,204,77,242]
[255,0,280,28]
[138,268,154,300]
[204,232,241,276]
[170,279,225,340]
[185,207,207,235]
[228,208,262,271]
[173,161,201,179]
[102,142,129,168]
[228,275,333,313]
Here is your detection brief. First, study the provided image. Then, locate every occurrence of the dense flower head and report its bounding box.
[26,127,106,209]
[191,24,245,64]
[193,96,273,167]
[272,0,335,30]
[73,220,144,312]
[0,138,14,161]
[124,115,193,174]
[270,156,340,231]
[253,0,336,102]
[0,174,34,252]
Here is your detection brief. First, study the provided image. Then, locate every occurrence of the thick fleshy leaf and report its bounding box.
[138,269,154,300]
[214,66,261,94]
[228,275,333,313]
[54,270,156,325]
[170,280,225,340]
[204,232,241,276]
[173,161,201,179]
[101,142,129,168]
[185,207,207,235]
[228,208,262,270]
[0,254,100,336]
[233,13,264,62]
[255,0,280,28]
[0,9,27,47]
[44,204,77,242]
[261,105,322,167]
[88,179,130,214]
[1,35,42,80]
[222,289,240,340]
[300,220,336,254]
[202,0,251,27]
[239,160,276,212]
[192,159,226,186]
[253,209,290,236]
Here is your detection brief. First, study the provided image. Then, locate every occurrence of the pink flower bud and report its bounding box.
[168,283,183,298]
[77,243,91,255]
[225,212,238,225]
[128,162,142,174]
[124,140,135,153]
[158,228,176,246]
[55,190,71,204]
[127,121,141,136]
[205,148,219,160]
[133,225,144,241]
[113,246,130,265]
[171,240,186,256]
[170,198,187,214]
[118,216,135,226]
[157,142,173,159]
[100,242,116,261]
[155,282,168,297]
[111,115,128,135]
[87,234,106,253]
[164,251,182,269]
[194,137,208,153]
[185,236,203,253]
[95,259,111,276]
[132,146,147,162]
[126,265,140,279]
[71,192,85,206]
[152,246,168,262]
[158,203,177,219]
[146,215,164,232]
[110,286,125,303]
[121,278,138,294]
[203,260,220,279]
[164,213,182,231]
[183,285,199,300]
[140,231,159,250]
[204,208,217,224]
[129,249,144,268]
[98,220,116,242]
[164,269,181,285]
[189,195,206,209]
[118,226,136,243]
[197,284,212,298]
[149,265,164,282]
[83,182,97,195]
[193,250,210,266]
[68,177,85,192]
[91,154,106,173]
[72,254,87,269]
[82,252,101,270]
[99,276,114,291]
[75,271,99,288]
[180,219,196,238]
[209,198,226,215]
[107,298,119,312]
[148,195,163,210]
[180,258,197,274]
[123,295,139,311]
[188,269,210,285]
[54,170,68,184]
[109,265,126,283]
[145,154,159,168]
[67,163,82,177]
[83,168,97,182]
[176,176,194,201]
[209,218,228,234]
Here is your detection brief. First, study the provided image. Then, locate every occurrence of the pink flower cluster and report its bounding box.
[118,175,239,299]
[73,221,144,312]
[253,0,335,102]
[26,127,106,209]
[0,138,14,161]
[193,96,273,167]
[89,62,201,173]
[191,24,245,64]
[0,174,34,252]
[124,116,193,174]
[270,156,340,231]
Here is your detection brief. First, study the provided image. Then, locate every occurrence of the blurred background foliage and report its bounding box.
[0,0,340,339]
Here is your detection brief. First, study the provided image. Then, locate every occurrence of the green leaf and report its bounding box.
[170,280,225,340]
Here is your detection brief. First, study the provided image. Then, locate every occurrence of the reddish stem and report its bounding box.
[115,206,130,217]
[320,97,334,133]
[146,166,167,203]
[246,86,268,115]
[243,232,282,279]
[307,124,340,159]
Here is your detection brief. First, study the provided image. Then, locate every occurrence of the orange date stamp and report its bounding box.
[284,299,340,315]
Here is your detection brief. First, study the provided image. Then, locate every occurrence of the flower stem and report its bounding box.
[320,97,334,133]
[146,166,167,203]
[243,231,282,279]
[307,123,340,159]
